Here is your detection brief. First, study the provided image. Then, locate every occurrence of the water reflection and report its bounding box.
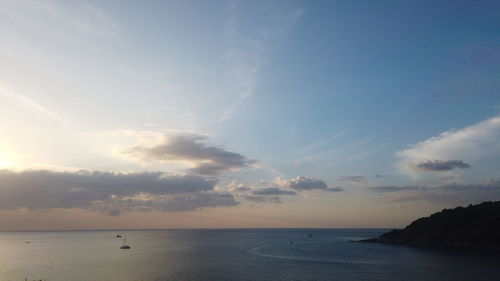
[0,229,499,281]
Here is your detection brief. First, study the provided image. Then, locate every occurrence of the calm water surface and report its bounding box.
[1,229,499,281]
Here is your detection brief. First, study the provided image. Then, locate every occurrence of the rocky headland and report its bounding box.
[360,201,500,252]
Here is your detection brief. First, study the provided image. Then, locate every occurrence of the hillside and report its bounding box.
[361,201,500,251]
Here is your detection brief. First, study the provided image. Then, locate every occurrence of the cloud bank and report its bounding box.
[224,176,339,204]
[0,169,341,215]
[0,169,237,215]
[367,179,500,204]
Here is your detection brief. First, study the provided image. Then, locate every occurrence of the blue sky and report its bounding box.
[0,0,499,230]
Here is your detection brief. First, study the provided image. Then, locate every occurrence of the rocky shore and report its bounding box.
[360,201,500,252]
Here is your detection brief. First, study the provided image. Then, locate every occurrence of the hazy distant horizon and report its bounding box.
[1,227,395,232]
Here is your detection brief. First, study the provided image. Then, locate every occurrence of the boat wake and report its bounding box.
[249,245,343,264]
[248,244,381,266]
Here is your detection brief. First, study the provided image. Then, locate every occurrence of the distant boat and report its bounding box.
[120,235,131,249]
[116,234,122,238]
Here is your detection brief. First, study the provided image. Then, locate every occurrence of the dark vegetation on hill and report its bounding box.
[360,201,500,251]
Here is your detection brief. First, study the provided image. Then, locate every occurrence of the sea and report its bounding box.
[1,229,499,281]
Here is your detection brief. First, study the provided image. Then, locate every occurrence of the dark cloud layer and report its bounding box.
[125,135,256,175]
[241,195,282,204]
[153,192,238,212]
[0,169,238,214]
[367,179,500,204]
[367,185,422,193]
[340,176,368,184]
[326,187,344,192]
[413,160,471,172]
[252,187,297,195]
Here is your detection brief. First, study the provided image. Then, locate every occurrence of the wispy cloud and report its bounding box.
[0,0,118,39]
[217,20,261,122]
[340,176,368,184]
[0,88,66,124]
[216,2,304,122]
[297,131,345,154]
[295,137,374,165]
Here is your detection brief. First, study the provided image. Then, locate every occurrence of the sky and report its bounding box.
[0,0,499,230]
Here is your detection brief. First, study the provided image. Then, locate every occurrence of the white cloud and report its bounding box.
[275,176,342,192]
[396,116,500,176]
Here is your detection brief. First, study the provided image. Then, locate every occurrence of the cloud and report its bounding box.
[326,187,344,192]
[217,2,304,122]
[276,176,333,191]
[0,88,66,124]
[295,137,374,165]
[340,176,368,184]
[412,160,471,172]
[231,186,252,193]
[91,192,239,216]
[396,116,500,175]
[367,185,423,193]
[367,179,500,204]
[252,187,297,195]
[225,181,295,204]
[374,174,392,178]
[241,195,282,204]
[297,131,344,154]
[151,192,238,212]
[0,169,239,214]
[124,135,256,175]
[0,0,118,39]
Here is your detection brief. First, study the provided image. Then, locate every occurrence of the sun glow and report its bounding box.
[0,157,12,168]
[0,147,15,168]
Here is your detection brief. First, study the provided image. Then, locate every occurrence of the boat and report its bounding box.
[116,234,122,238]
[120,235,131,249]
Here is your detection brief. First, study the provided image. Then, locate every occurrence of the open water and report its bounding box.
[1,229,500,281]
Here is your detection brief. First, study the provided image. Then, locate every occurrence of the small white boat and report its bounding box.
[120,234,131,249]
